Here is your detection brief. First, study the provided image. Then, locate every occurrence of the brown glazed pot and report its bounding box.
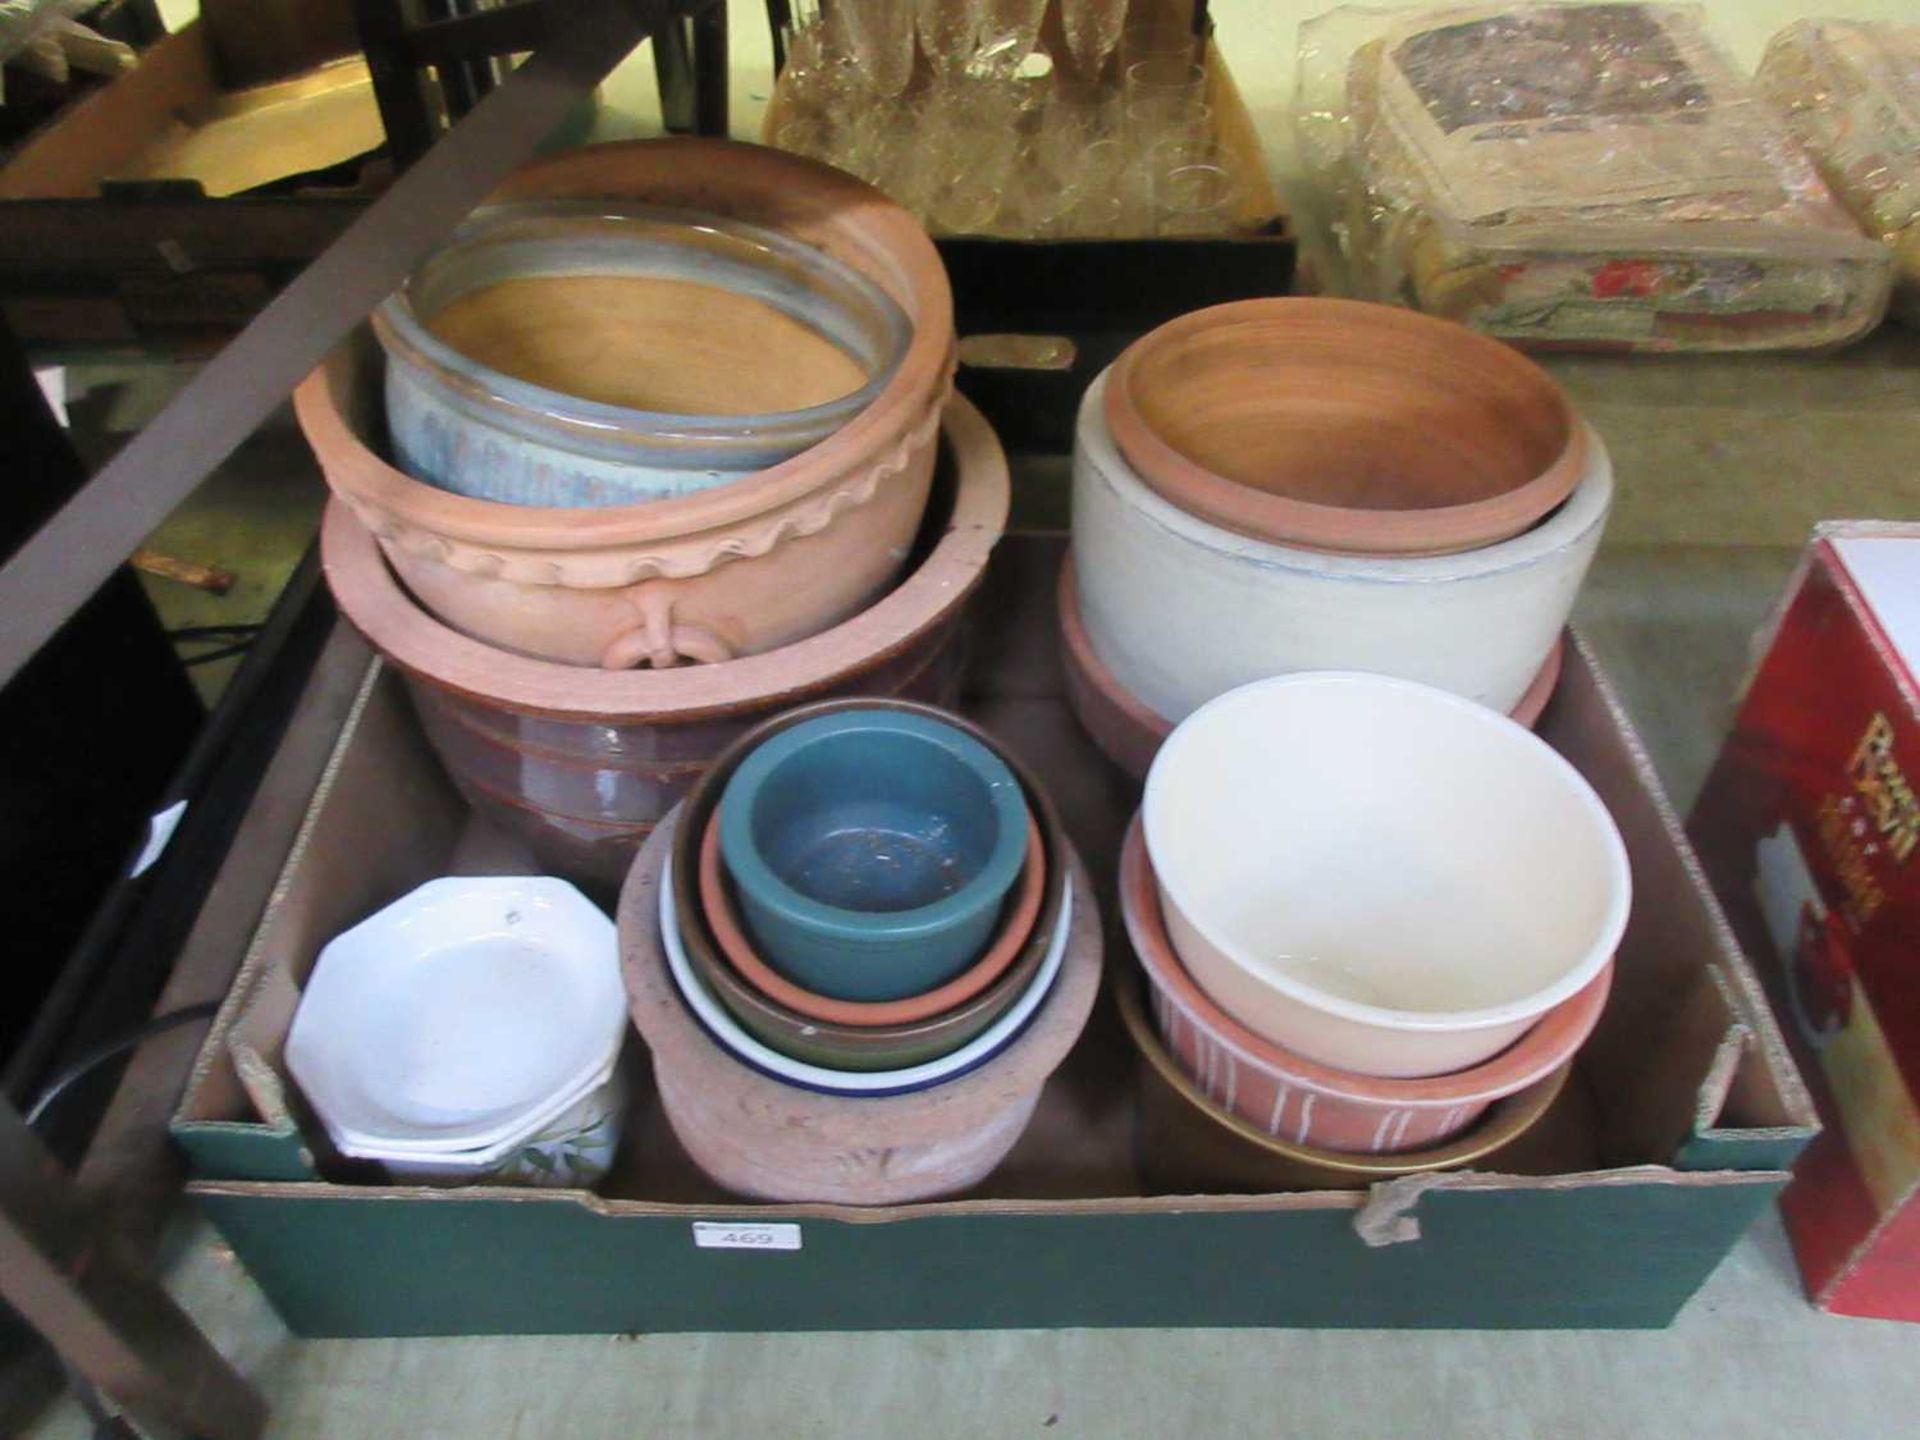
[1117,963,1571,1193]
[1103,298,1585,556]
[300,139,956,669]
[666,696,1073,1071]
[1120,816,1610,1154]
[1057,556,1567,781]
[321,394,1010,888]
[620,808,1102,1205]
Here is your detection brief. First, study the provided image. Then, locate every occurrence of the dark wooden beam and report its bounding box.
[0,1102,265,1440]
[0,0,665,691]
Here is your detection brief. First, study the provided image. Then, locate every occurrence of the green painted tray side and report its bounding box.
[1674,1128,1810,1174]
[174,1120,317,1184]
[190,1173,1786,1336]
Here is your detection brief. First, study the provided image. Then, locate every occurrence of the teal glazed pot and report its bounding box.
[374,200,911,507]
[716,710,1032,1001]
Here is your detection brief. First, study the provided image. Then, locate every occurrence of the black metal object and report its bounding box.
[353,0,730,170]
[426,1,500,123]
[4,552,335,1164]
[940,233,1296,454]
[0,324,204,1080]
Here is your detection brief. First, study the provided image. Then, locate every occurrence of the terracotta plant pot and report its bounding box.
[1121,817,1610,1152]
[619,809,1102,1204]
[1056,555,1567,780]
[1071,369,1611,724]
[320,394,1009,889]
[1142,673,1632,1077]
[1117,962,1571,1193]
[1104,298,1585,555]
[670,697,1072,1072]
[376,201,913,506]
[301,139,956,668]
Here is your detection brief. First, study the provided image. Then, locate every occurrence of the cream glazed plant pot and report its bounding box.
[1070,370,1614,725]
[618,808,1102,1205]
[299,140,955,670]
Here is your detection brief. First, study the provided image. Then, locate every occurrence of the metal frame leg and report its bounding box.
[652,11,696,133]
[692,0,730,136]
[0,1104,265,1440]
[355,0,440,171]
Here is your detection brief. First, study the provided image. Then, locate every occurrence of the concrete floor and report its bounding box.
[26,2,1920,1434]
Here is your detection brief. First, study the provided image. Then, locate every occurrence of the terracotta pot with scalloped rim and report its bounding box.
[321,394,1008,889]
[300,138,954,669]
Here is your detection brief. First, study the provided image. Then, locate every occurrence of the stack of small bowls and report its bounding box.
[1063,297,1612,778]
[617,699,1102,1205]
[1120,671,1632,1190]
[285,878,629,1188]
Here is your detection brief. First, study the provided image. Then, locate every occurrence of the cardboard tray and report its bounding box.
[170,535,1816,1336]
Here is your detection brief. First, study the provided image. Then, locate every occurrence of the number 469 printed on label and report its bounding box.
[692,1221,803,1251]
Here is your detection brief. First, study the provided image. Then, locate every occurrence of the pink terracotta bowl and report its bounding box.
[1140,674,1631,1078]
[1057,554,1565,781]
[1103,298,1586,556]
[1120,816,1611,1153]
[697,806,1046,1027]
[1118,957,1573,1193]
[302,139,956,670]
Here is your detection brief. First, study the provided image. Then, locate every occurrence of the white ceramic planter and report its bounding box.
[1142,673,1632,1078]
[1070,370,1613,724]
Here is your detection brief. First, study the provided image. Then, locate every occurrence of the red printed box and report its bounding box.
[1691,522,1920,1320]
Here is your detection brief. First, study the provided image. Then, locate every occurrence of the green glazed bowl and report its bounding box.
[716,708,1032,1001]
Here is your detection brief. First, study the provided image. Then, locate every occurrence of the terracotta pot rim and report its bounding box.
[1057,554,1569,777]
[298,139,955,552]
[1120,816,1612,1108]
[699,810,1046,1026]
[1116,954,1572,1177]
[618,807,1102,1125]
[320,393,1009,722]
[1083,371,1615,581]
[1104,298,1587,556]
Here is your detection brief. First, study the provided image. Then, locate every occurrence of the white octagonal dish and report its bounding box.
[287,876,626,1154]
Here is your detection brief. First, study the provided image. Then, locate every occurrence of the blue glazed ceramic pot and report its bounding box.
[716,708,1031,1001]
[374,201,910,507]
